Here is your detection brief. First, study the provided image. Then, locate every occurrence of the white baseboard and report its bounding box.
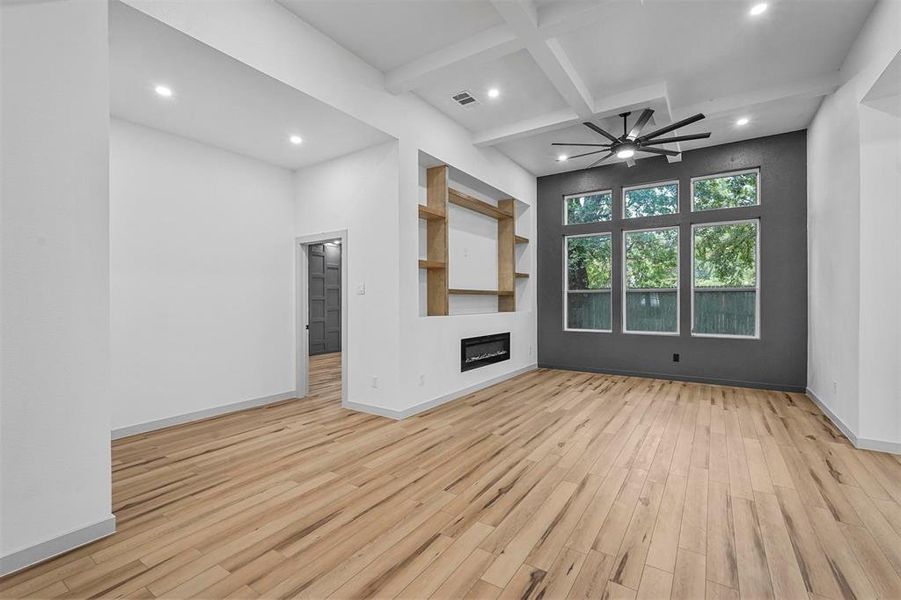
[0,515,116,578]
[343,363,538,420]
[341,400,402,420]
[111,391,296,440]
[806,387,901,455]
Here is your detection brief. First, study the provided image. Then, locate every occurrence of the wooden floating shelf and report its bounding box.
[449,288,515,296]
[418,259,446,270]
[418,204,446,221]
[424,166,449,316]
[419,162,524,315]
[448,188,514,220]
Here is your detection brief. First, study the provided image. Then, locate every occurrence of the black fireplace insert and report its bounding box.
[461,332,510,372]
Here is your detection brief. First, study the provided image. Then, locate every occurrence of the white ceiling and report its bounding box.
[558,0,874,108]
[110,1,393,171]
[414,49,570,132]
[277,0,504,71]
[274,0,878,176]
[864,51,901,117]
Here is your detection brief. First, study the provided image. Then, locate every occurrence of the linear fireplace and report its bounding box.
[461,332,510,372]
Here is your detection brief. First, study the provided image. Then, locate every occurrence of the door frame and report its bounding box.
[296,230,348,406]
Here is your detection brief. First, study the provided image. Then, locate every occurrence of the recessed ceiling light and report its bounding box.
[749,3,768,15]
[289,135,303,145]
[154,85,173,98]
[557,154,568,162]
[736,117,750,126]
[487,88,500,99]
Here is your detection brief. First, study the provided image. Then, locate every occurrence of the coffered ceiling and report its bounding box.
[277,0,877,175]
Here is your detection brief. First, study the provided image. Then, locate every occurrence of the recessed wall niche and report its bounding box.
[417,151,530,316]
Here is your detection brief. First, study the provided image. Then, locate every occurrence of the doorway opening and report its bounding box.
[296,231,348,405]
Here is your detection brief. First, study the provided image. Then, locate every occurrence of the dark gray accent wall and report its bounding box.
[537,130,807,391]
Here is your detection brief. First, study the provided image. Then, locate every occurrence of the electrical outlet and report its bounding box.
[673,353,680,363]
[357,283,366,295]
[833,381,838,395]
[419,374,425,386]
[371,376,379,389]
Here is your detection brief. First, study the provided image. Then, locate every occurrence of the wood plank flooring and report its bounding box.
[3,365,901,599]
[309,353,341,398]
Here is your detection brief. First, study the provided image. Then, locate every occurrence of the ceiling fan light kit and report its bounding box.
[552,109,712,168]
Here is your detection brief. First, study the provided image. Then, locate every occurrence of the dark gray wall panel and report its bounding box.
[537,130,808,391]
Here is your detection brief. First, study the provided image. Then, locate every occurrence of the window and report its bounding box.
[623,181,679,218]
[624,227,679,334]
[565,234,612,331]
[565,191,613,224]
[692,220,759,337]
[692,170,759,211]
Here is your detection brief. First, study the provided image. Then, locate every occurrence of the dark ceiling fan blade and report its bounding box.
[642,132,712,145]
[583,122,620,144]
[587,151,615,168]
[567,149,609,160]
[638,146,681,157]
[627,108,654,139]
[551,142,612,147]
[638,113,706,142]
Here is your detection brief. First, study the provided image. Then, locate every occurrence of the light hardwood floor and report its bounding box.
[3,365,901,599]
[308,353,341,398]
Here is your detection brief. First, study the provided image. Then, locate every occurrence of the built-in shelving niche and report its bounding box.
[417,151,530,316]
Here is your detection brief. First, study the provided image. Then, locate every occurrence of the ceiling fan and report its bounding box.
[553,109,711,168]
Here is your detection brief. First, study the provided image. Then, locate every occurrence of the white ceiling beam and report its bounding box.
[385,25,522,93]
[473,108,581,147]
[538,1,620,39]
[542,39,595,117]
[473,82,671,147]
[675,72,841,119]
[385,0,614,96]
[490,0,595,118]
[472,73,839,156]
[591,82,669,118]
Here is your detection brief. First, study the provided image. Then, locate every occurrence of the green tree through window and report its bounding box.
[624,228,679,333]
[625,228,678,288]
[624,182,678,218]
[693,172,758,211]
[566,192,612,224]
[693,220,759,337]
[693,221,757,287]
[567,235,612,289]
[566,235,612,330]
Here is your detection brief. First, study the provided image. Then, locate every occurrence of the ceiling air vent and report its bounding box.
[452,90,479,107]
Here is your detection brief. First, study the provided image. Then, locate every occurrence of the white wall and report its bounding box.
[807,81,862,433]
[0,0,114,571]
[293,141,401,410]
[110,119,296,432]
[125,0,538,418]
[808,0,901,450]
[401,146,536,415]
[857,100,901,444]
